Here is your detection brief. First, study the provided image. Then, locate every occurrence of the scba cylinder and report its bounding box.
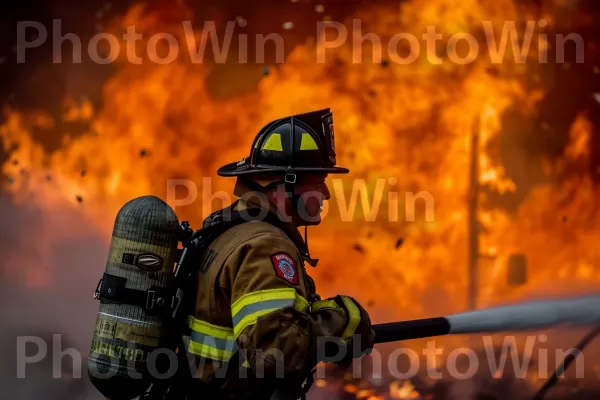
[88,195,180,400]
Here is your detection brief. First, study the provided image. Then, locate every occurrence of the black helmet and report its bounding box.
[217,108,349,177]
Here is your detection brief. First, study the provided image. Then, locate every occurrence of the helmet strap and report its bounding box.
[240,174,299,221]
[286,173,313,263]
[244,174,319,266]
[284,172,297,185]
[304,224,308,249]
[284,172,299,220]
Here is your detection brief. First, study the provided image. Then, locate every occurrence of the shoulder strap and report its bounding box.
[191,201,292,254]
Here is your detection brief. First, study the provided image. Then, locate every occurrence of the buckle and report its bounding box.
[284,173,297,184]
[93,279,103,300]
[146,290,156,310]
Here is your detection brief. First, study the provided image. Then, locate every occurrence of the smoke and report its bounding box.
[447,294,600,334]
[0,194,106,399]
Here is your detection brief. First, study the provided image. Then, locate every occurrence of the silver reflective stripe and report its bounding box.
[232,298,296,328]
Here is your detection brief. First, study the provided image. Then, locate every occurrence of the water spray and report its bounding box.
[372,293,600,400]
[372,293,600,342]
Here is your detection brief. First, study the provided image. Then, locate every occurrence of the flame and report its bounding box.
[565,113,592,160]
[344,383,359,394]
[390,380,421,399]
[357,388,377,398]
[315,378,327,388]
[1,0,599,384]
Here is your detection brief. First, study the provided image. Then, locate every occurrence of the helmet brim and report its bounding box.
[217,162,349,177]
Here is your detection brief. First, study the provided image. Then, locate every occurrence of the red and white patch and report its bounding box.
[271,253,299,285]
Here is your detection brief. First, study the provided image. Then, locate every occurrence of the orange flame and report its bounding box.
[390,380,421,399]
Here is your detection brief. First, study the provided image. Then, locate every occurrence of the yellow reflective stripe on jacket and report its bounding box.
[231,288,308,338]
[187,317,238,362]
[340,296,362,345]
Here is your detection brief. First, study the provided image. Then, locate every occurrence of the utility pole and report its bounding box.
[468,116,480,311]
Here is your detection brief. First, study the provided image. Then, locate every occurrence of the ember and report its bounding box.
[390,380,421,399]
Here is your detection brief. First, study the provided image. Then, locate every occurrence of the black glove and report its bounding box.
[310,295,375,365]
[335,295,375,357]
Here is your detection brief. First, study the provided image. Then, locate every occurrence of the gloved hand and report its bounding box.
[310,295,375,364]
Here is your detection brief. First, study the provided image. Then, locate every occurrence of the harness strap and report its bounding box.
[94,273,172,316]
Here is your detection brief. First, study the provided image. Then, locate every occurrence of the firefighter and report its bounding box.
[186,109,375,399]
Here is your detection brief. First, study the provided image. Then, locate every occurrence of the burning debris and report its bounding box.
[353,243,365,253]
[486,67,501,77]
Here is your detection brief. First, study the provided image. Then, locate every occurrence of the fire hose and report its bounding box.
[270,295,600,400]
[370,294,600,400]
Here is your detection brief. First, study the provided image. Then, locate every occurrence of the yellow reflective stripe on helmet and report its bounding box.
[311,299,338,312]
[187,316,238,362]
[299,133,319,150]
[231,288,308,337]
[261,133,283,151]
[340,296,362,345]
